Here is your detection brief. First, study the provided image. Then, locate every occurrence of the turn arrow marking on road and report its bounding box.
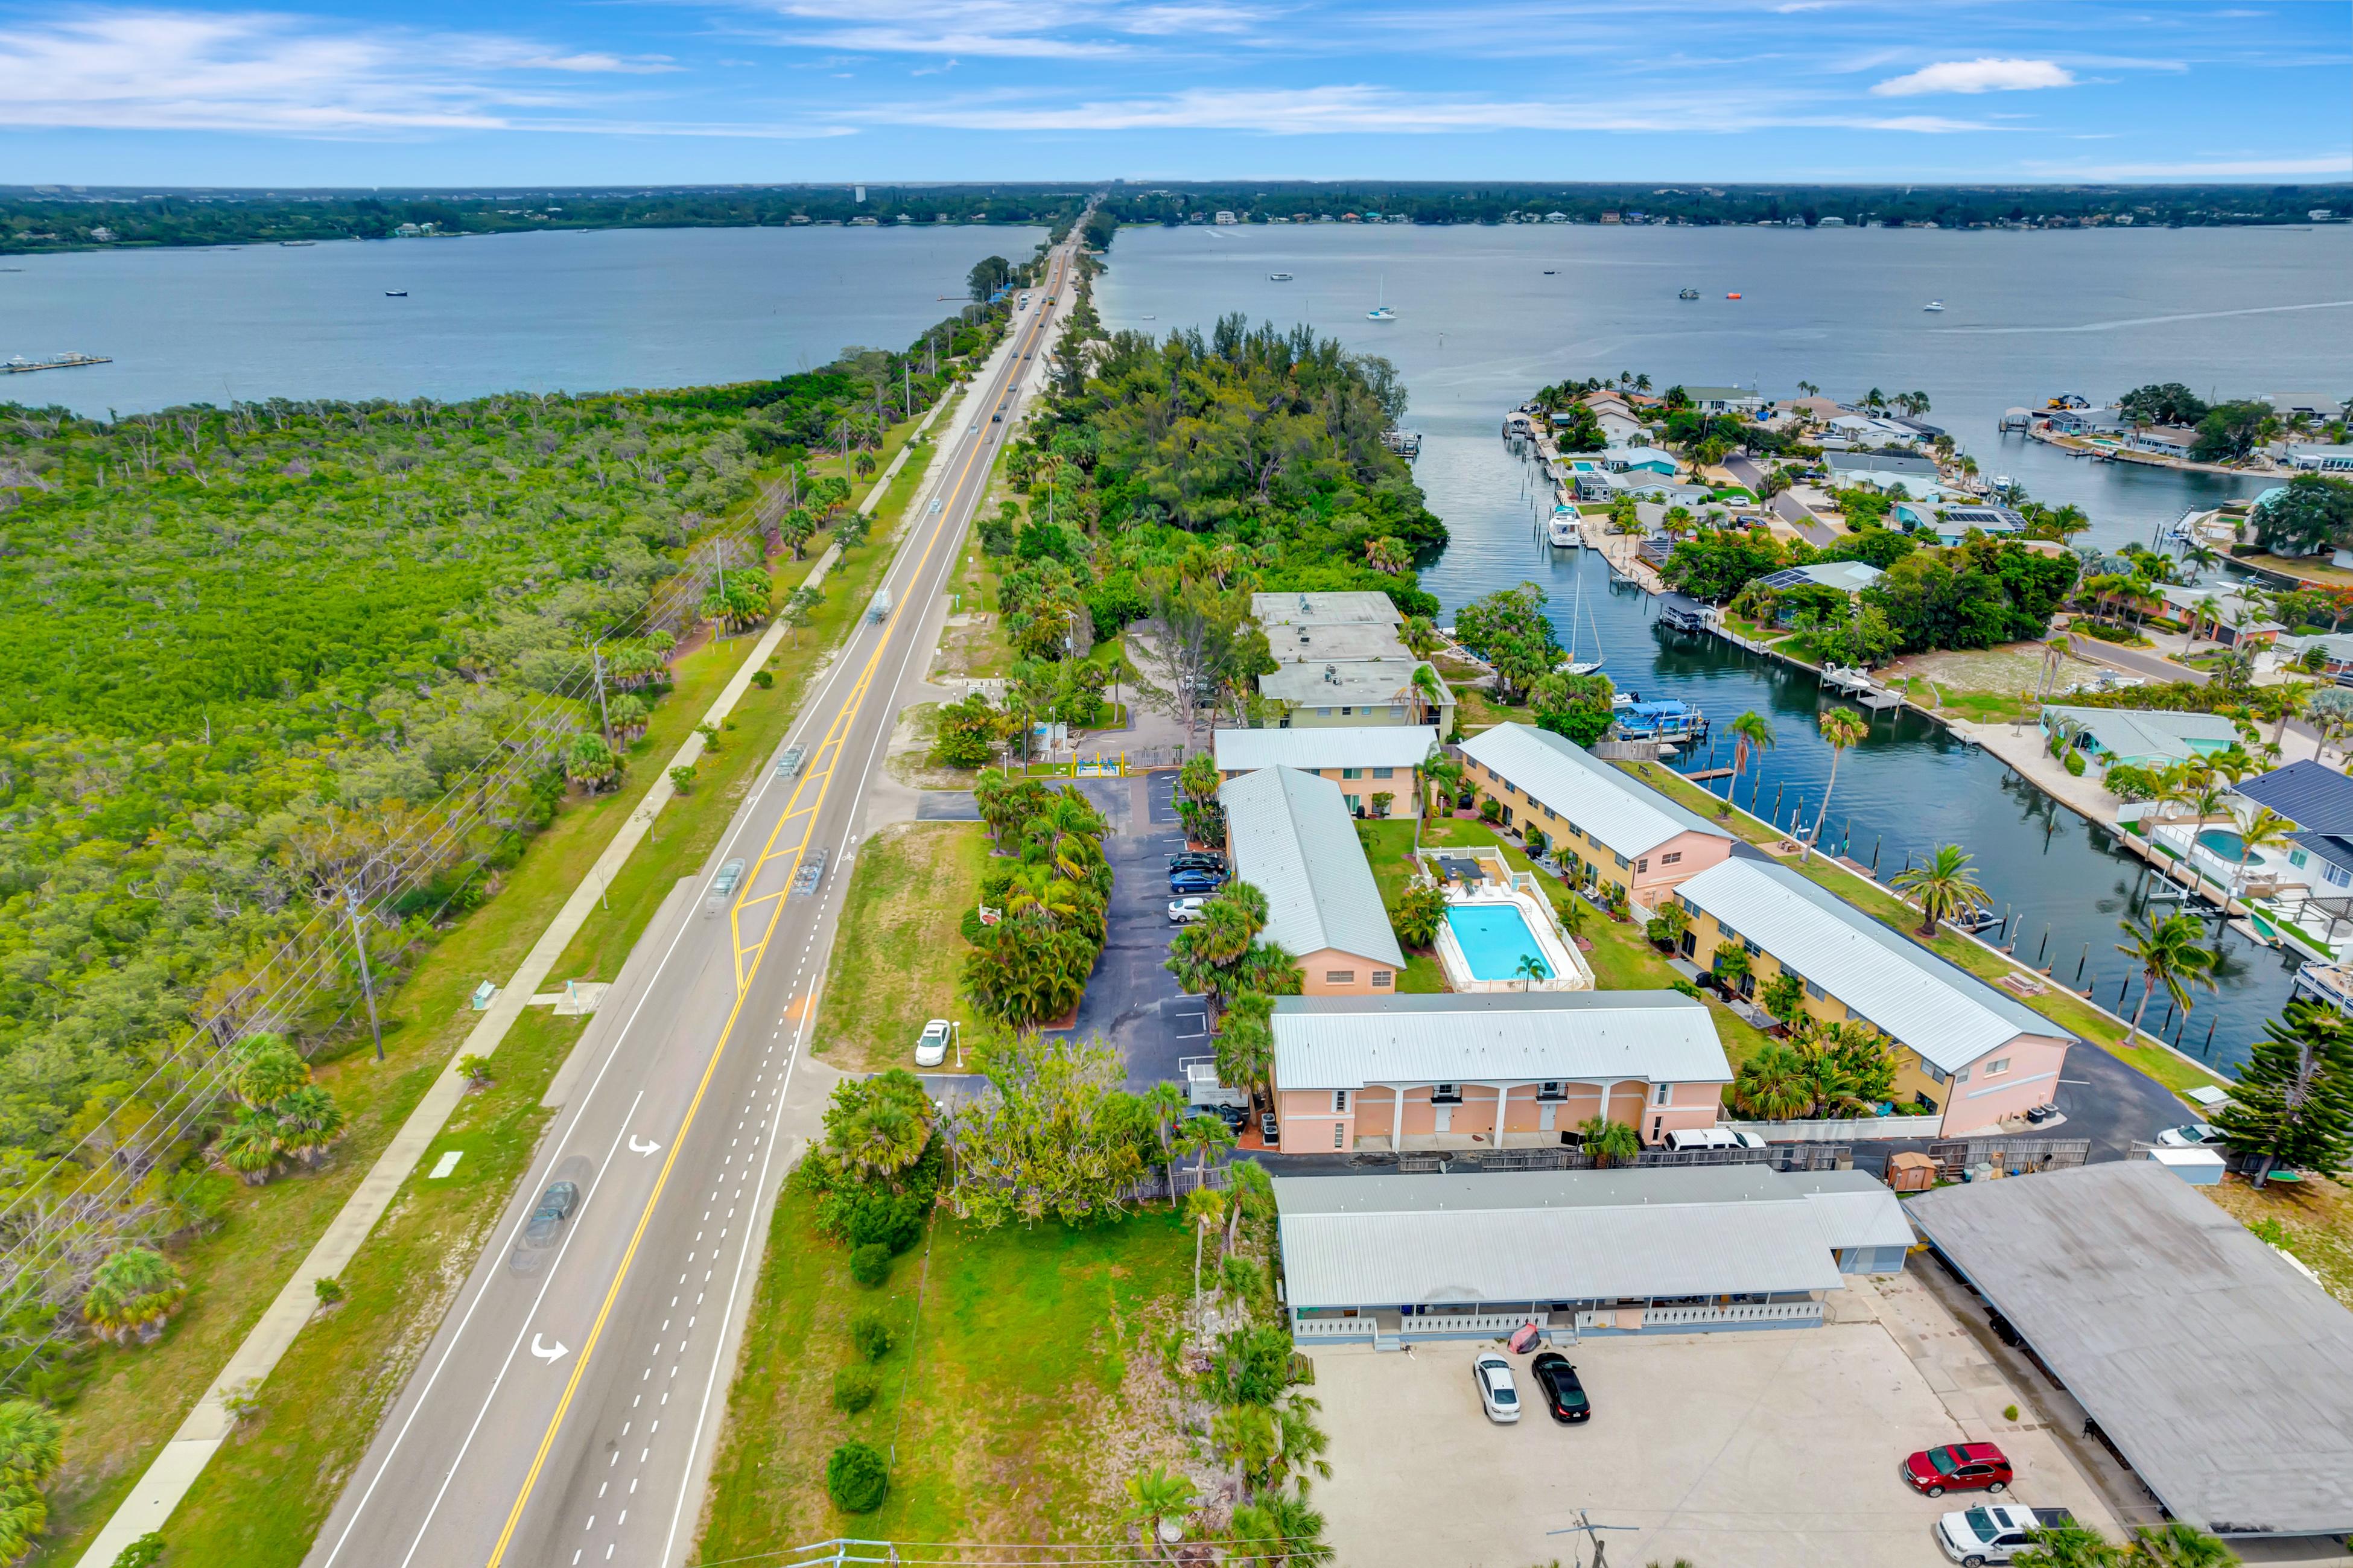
[627,1135,661,1156]
[530,1335,568,1364]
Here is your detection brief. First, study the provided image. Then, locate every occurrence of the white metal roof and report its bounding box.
[1272,1167,1856,1309]
[1220,768,1405,969]
[1674,855,2062,1073]
[1214,726,1439,775]
[1272,991,1730,1090]
[1460,723,1731,859]
[2042,705,2241,764]
[1786,1169,1921,1250]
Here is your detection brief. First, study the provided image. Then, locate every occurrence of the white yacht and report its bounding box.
[1546,509,1581,547]
[1268,271,1294,281]
[1923,299,1946,312]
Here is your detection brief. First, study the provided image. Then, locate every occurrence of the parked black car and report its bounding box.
[1528,1351,1592,1424]
[1168,852,1227,873]
[522,1181,580,1248]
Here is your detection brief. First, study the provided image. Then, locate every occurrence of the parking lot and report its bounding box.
[1308,1274,2113,1568]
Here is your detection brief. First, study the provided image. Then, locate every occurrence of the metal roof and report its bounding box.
[1272,1167,1854,1309]
[1758,560,1884,594]
[1214,726,1439,775]
[2239,759,2353,834]
[1219,768,1404,969]
[1674,855,2062,1073]
[1271,991,1730,1091]
[1460,723,1731,859]
[1908,1162,2353,1538]
[1785,1169,1920,1251]
[1823,450,1940,478]
[2042,705,2241,765]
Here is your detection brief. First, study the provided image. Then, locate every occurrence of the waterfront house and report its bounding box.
[1892,501,2026,545]
[1254,590,1456,732]
[2040,705,2241,769]
[1605,446,1681,476]
[2129,427,2202,460]
[1274,1164,1911,1347]
[1672,855,2071,1134]
[2155,586,2283,647]
[2045,407,2126,437]
[1592,410,1648,447]
[1753,561,1884,614]
[1681,386,1768,416]
[1820,450,1946,500]
[1268,991,1731,1152]
[2234,760,2353,898]
[2265,393,2351,423]
[1459,723,1734,906]
[1220,767,1405,997]
[1213,726,1440,816]
[2286,444,2353,474]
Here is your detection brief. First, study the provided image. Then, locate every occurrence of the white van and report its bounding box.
[1664,1127,1768,1154]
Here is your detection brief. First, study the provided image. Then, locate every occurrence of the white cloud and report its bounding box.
[1870,57,2076,95]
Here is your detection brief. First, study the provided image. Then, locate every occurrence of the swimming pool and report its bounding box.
[2197,828,2248,859]
[1445,903,1552,983]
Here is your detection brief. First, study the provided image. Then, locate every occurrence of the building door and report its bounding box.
[1435,1105,1453,1134]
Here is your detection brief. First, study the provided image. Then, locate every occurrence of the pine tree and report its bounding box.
[2215,1001,2353,1183]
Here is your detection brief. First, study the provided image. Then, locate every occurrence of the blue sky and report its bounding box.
[2,0,2348,187]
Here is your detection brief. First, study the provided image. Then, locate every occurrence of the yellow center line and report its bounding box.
[481,273,1059,1567]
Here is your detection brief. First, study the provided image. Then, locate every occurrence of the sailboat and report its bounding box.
[1366,277,1396,322]
[1560,567,1604,676]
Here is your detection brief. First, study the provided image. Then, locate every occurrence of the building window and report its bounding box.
[1716,920,1738,942]
[1333,1090,1348,1113]
[1341,767,1363,779]
[1612,851,1630,868]
[1803,979,1825,999]
[1653,1082,1671,1106]
[1341,705,1354,716]
[1371,970,1394,988]
[1334,1122,1346,1149]
[1389,705,1406,719]
[2291,849,2310,869]
[1539,1081,1564,1100]
[1743,939,1761,957]
[1433,1082,1461,1103]
[1373,766,1394,779]
[2329,863,2353,889]
[1316,706,1332,717]
[1344,794,1359,812]
[1326,970,1356,985]
[1502,806,1514,825]
[1920,1059,1949,1085]
[1984,1058,2010,1078]
[1662,851,1681,866]
[1636,857,1650,874]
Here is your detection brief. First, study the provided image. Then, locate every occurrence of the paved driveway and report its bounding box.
[1046,770,1204,1088]
[1309,1287,2110,1568]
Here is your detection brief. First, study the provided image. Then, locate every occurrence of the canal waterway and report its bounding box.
[1098,221,2353,1075]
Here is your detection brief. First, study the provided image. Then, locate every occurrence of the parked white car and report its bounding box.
[1935,1505,2077,1566]
[2156,1122,2221,1147]
[1167,897,1209,925]
[1472,1353,1521,1424]
[913,1018,952,1068]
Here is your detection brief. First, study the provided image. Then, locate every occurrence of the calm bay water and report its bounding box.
[1099,222,2353,1074]
[0,224,1046,414]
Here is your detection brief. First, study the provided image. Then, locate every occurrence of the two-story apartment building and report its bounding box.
[1269,990,1734,1152]
[1252,590,1456,733]
[1672,855,2071,1134]
[1221,767,1405,997]
[1213,726,1439,817]
[1458,724,1735,908]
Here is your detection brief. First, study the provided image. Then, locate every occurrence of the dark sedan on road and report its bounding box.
[522,1181,579,1248]
[1528,1351,1591,1424]
[1169,852,1227,873]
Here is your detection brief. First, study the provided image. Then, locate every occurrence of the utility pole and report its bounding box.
[345,883,384,1062]
[589,641,613,749]
[1546,1510,1636,1568]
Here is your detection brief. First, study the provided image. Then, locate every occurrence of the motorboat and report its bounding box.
[384,290,408,297]
[1678,287,1700,300]
[1546,509,1581,547]
[1268,271,1293,281]
[1923,300,1946,312]
[1543,269,1557,275]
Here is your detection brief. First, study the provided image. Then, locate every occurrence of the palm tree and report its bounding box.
[2272,679,2315,749]
[1175,1114,1236,1192]
[1231,1493,1334,1567]
[2115,911,2218,1048]
[1123,1465,1197,1555]
[273,1085,346,1167]
[1140,1082,1187,1199]
[82,1246,188,1344]
[2230,805,2296,901]
[1215,991,1277,1105]
[213,1108,283,1184]
[2130,1522,2238,1567]
[1576,1115,1640,1166]
[1267,1395,1335,1495]
[1892,844,1991,937]
[1732,1043,1812,1120]
[1181,1182,1227,1300]
[1514,952,1550,991]
[1806,707,1869,862]
[1410,662,1443,725]
[1727,709,1774,810]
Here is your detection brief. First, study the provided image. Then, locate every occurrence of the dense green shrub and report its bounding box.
[848,1243,892,1288]
[831,1365,878,1414]
[850,1309,895,1362]
[825,1441,891,1512]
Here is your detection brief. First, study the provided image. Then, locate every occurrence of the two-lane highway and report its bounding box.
[306,229,1084,1568]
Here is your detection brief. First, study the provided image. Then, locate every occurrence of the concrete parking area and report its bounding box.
[1307,1273,2113,1568]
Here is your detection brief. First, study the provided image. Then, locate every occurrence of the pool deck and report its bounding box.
[1434,883,1592,993]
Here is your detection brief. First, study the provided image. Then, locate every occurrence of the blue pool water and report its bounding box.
[2197,829,2248,859]
[1446,903,1551,982]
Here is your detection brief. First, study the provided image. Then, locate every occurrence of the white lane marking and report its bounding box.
[530,1335,570,1363]
[628,1135,661,1156]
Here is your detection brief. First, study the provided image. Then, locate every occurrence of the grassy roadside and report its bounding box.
[1353,817,1776,1065]
[31,411,951,1567]
[693,1192,1190,1558]
[812,822,989,1073]
[1620,760,2232,1102]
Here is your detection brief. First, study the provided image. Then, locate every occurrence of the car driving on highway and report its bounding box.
[522,1181,579,1248]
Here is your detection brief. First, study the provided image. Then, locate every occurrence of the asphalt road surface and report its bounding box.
[305,233,1084,1568]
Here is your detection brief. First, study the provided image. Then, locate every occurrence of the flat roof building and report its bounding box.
[1275,1165,1910,1347]
[1674,854,2071,1134]
[1908,1161,2353,1539]
[1220,767,1403,998]
[1250,591,1454,732]
[1271,989,1724,1152]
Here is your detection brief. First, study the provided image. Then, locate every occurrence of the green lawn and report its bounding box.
[694,1194,1192,1557]
[814,822,990,1072]
[37,413,950,1568]
[1351,817,1774,1065]
[1620,761,2232,1100]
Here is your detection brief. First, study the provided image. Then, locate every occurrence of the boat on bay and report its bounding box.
[1924,300,1946,312]
[1367,276,1396,322]
[1268,271,1294,281]
[1678,287,1700,300]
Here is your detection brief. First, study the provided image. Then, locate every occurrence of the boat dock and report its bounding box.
[1380,429,1423,460]
[2,352,110,374]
